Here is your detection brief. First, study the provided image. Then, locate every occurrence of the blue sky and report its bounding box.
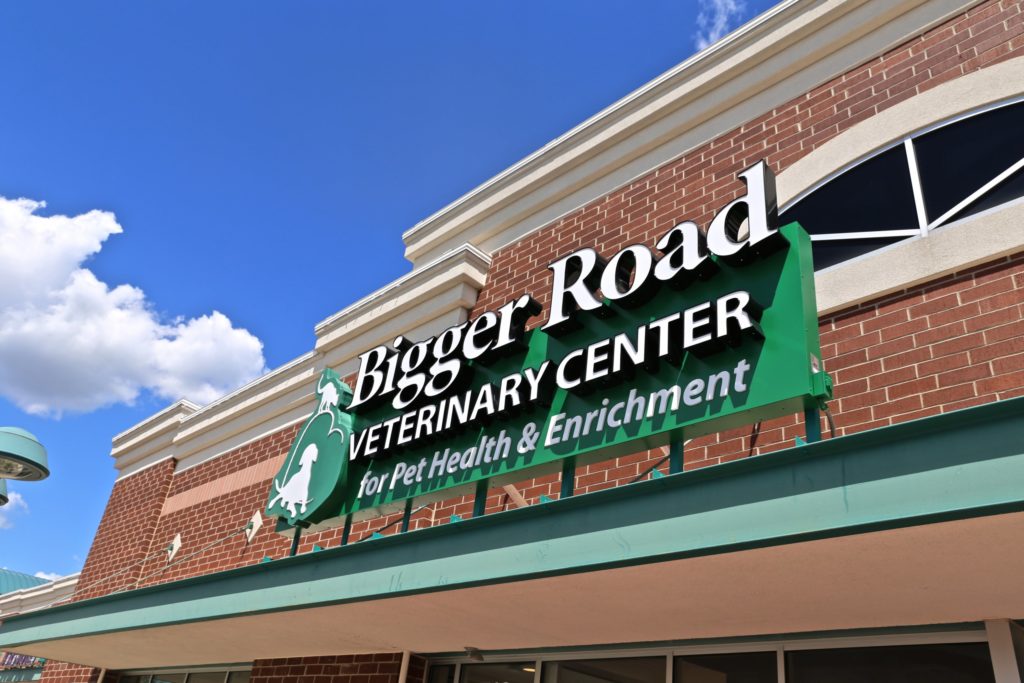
[0,0,775,579]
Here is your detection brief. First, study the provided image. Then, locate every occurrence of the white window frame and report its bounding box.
[780,95,1024,256]
[435,627,992,683]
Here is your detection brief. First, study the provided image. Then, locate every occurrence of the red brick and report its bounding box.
[932,332,986,358]
[872,395,924,420]
[992,353,1024,375]
[937,364,992,387]
[922,383,978,408]
[881,346,932,371]
[914,320,966,346]
[977,370,1024,394]
[985,320,1024,343]
[886,376,938,400]
[918,352,972,377]
[869,365,917,389]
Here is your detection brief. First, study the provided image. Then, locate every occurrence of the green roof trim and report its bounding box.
[0,569,47,596]
[0,397,1022,651]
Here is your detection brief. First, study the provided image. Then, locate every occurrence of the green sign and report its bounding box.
[266,369,354,525]
[268,161,832,526]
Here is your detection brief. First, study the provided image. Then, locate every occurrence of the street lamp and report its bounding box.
[0,427,48,507]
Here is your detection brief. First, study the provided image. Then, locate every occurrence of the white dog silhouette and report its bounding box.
[269,444,318,518]
[318,381,340,415]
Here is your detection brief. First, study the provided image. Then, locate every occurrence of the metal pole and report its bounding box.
[669,437,683,474]
[561,456,576,498]
[473,478,488,518]
[400,497,413,533]
[341,514,352,546]
[289,525,303,557]
[804,407,822,443]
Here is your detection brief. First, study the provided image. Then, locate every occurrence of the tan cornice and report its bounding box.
[401,0,978,266]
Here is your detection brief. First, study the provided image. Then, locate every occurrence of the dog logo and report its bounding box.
[266,369,354,525]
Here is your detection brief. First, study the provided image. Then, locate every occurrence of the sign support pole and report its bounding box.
[341,514,352,546]
[804,407,822,443]
[400,498,413,533]
[561,456,576,498]
[473,479,488,518]
[669,437,684,474]
[289,525,303,557]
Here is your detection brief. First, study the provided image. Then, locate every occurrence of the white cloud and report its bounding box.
[695,0,747,50]
[33,571,62,581]
[0,491,28,529]
[0,196,267,416]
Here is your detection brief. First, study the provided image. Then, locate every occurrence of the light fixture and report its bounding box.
[245,510,264,543]
[0,479,7,507]
[464,647,484,662]
[0,427,48,481]
[522,667,536,673]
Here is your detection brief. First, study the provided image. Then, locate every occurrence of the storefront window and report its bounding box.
[785,643,994,683]
[674,652,776,683]
[120,671,249,683]
[542,656,663,683]
[185,673,228,683]
[428,665,456,683]
[462,662,536,683]
[150,675,186,683]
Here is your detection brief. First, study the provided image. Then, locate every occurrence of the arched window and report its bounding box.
[778,98,1024,270]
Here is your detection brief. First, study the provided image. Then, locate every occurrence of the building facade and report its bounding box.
[0,572,76,683]
[2,0,1024,681]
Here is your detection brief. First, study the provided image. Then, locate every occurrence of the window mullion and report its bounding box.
[927,155,1024,230]
[904,139,929,236]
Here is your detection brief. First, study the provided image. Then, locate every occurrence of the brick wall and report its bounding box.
[251,654,426,683]
[128,422,422,590]
[73,0,1024,595]
[41,0,1024,680]
[463,0,1024,495]
[38,662,110,683]
[72,458,175,601]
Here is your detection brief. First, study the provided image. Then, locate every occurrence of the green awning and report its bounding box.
[1,398,1022,669]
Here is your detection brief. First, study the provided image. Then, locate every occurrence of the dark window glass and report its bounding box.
[227,673,250,683]
[786,643,994,683]
[778,146,918,236]
[119,678,150,683]
[543,657,663,683]
[809,236,908,271]
[187,674,226,683]
[429,665,456,683]
[463,662,535,683]
[915,100,1024,222]
[151,675,186,683]
[675,652,776,683]
[948,165,1024,223]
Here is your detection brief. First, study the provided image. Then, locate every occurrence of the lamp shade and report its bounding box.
[0,427,49,481]
[0,478,7,507]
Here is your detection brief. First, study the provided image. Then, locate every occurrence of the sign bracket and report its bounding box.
[804,407,822,443]
[561,456,576,498]
[669,438,683,474]
[473,479,488,518]
[341,514,352,546]
[400,498,413,532]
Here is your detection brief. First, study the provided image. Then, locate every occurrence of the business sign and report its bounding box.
[268,161,831,526]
